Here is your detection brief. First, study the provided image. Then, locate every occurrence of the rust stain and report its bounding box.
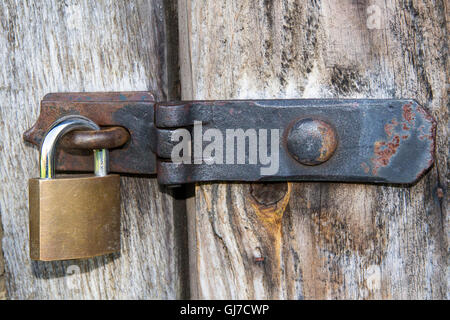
[254,257,265,263]
[369,103,435,178]
[318,125,338,162]
[402,102,415,124]
[368,103,427,176]
[361,162,370,174]
[384,119,398,137]
[371,136,400,175]
[384,123,394,137]
[418,124,433,141]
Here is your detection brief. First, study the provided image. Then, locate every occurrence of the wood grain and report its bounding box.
[179,0,448,299]
[0,0,186,299]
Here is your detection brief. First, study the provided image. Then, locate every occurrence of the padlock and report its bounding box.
[29,115,121,261]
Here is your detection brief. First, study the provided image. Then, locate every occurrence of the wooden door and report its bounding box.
[179,0,448,299]
[0,0,447,300]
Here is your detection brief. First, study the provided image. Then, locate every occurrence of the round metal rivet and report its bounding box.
[286,118,337,165]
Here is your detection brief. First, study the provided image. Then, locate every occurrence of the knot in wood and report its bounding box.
[250,183,289,206]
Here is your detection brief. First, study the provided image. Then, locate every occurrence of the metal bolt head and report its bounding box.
[286,118,337,165]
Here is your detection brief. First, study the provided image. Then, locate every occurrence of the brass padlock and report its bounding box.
[29,115,121,261]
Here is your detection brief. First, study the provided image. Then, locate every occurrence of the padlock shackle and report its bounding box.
[40,116,108,178]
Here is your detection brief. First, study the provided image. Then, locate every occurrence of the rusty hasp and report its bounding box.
[24,92,157,174]
[25,94,435,184]
[155,99,435,185]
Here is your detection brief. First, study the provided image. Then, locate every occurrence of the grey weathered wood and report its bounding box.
[179,0,448,299]
[0,0,186,299]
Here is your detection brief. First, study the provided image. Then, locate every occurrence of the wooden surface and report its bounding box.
[179,0,448,299]
[0,0,187,299]
[0,0,447,300]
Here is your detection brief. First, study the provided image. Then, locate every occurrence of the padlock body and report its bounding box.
[29,174,120,261]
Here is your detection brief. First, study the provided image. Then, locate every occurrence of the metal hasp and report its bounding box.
[24,93,436,185]
[24,92,157,174]
[155,99,435,184]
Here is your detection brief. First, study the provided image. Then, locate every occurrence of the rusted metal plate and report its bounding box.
[155,99,435,185]
[24,92,156,174]
[25,95,435,184]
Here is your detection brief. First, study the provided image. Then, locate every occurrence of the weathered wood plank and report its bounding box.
[179,0,448,299]
[0,0,186,299]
